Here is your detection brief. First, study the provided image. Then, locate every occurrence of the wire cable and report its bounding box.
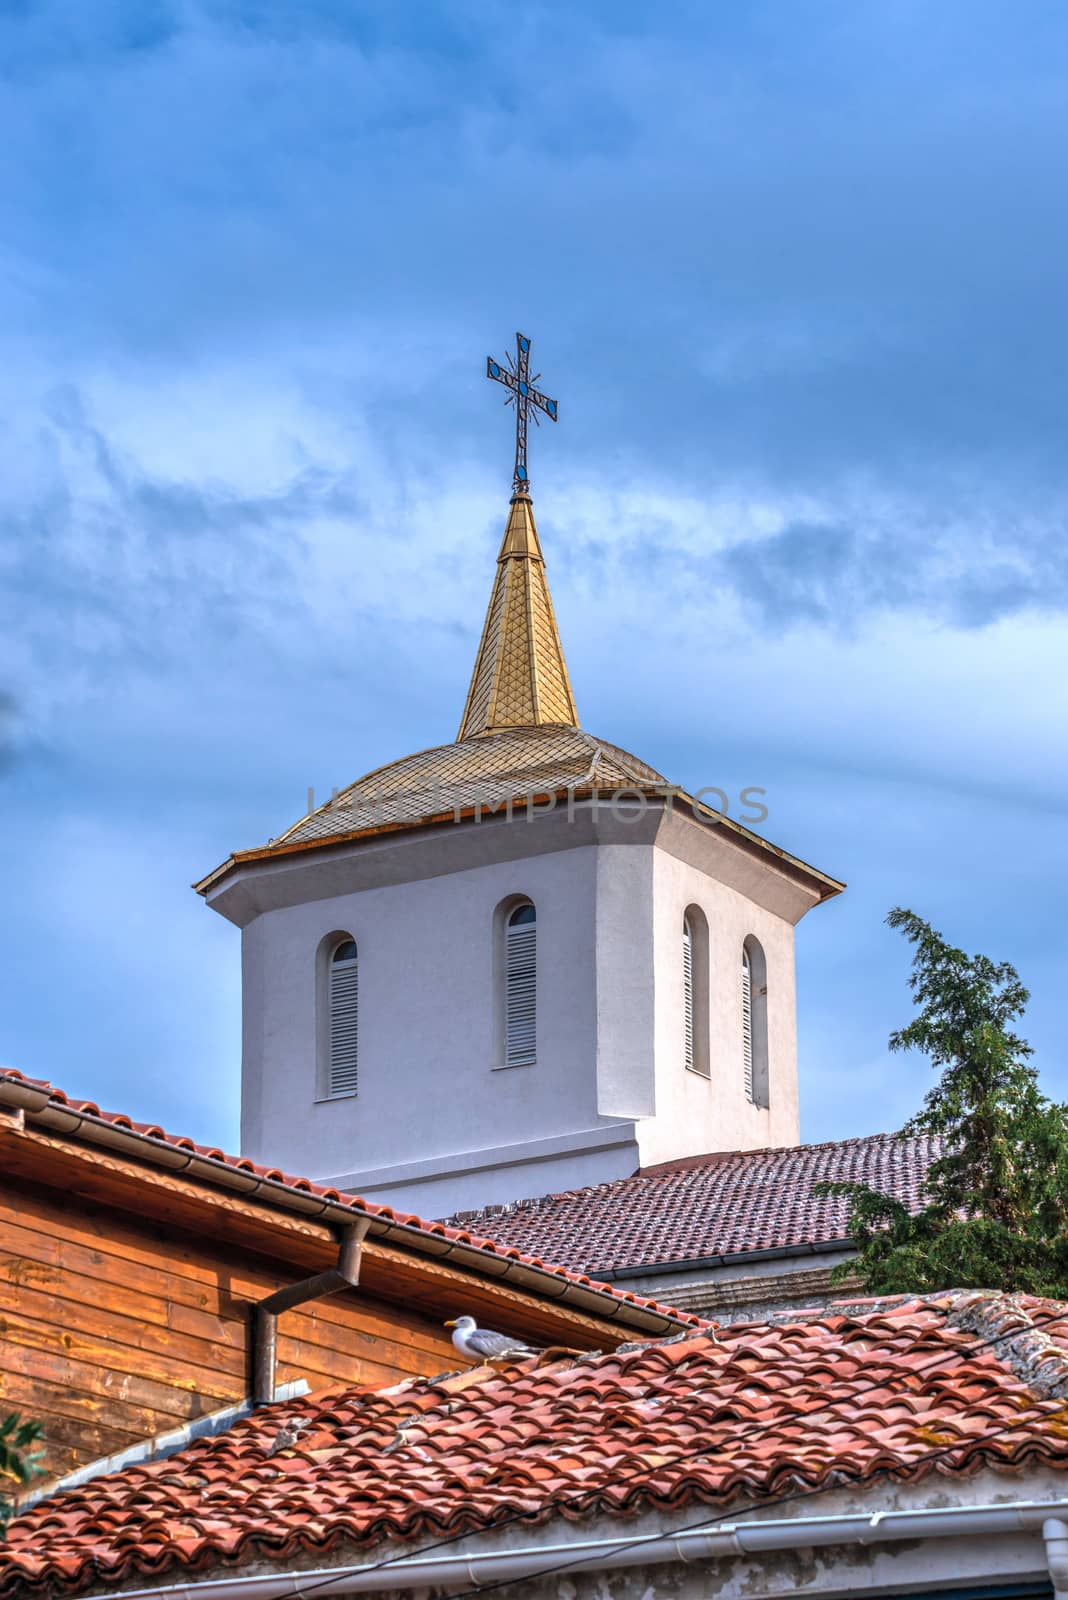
[430,1393,1068,1600]
[286,1301,1068,1598]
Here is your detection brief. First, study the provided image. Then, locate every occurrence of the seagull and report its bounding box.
[444,1315,540,1364]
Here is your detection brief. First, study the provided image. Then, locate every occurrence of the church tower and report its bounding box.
[197,334,842,1215]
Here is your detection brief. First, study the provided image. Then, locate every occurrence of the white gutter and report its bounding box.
[0,1078,684,1335]
[78,1500,1068,1600]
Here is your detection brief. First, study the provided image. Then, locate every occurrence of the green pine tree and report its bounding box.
[0,1412,44,1528]
[819,907,1068,1296]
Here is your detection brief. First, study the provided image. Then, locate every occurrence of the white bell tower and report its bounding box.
[197,334,842,1215]
[198,492,840,1215]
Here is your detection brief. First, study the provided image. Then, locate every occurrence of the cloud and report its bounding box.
[2,0,1067,494]
[3,372,1066,808]
[0,382,361,712]
[718,508,1068,631]
[2,0,1068,1149]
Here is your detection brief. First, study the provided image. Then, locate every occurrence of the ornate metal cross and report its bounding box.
[486,331,558,496]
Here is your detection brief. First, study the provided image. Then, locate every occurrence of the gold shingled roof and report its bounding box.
[197,485,846,904]
[457,494,578,739]
[272,726,667,848]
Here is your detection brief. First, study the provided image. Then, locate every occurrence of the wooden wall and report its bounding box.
[0,1176,458,1483]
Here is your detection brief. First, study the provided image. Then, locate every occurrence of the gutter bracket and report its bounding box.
[252,1219,371,1405]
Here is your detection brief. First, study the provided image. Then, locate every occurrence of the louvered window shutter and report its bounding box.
[505,919,537,1066]
[329,952,359,1096]
[742,949,754,1104]
[682,919,695,1072]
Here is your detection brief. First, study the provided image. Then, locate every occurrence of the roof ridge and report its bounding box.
[444,1130,944,1224]
[639,1129,941,1173]
[946,1290,1068,1400]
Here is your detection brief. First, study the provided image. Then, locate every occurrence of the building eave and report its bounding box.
[0,1072,694,1338]
[592,1236,858,1282]
[195,784,845,904]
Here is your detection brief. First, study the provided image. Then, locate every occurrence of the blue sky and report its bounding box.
[2,0,1066,1158]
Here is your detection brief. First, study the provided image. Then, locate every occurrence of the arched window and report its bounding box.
[741,945,754,1103]
[683,905,710,1077]
[327,938,359,1097]
[742,936,769,1108]
[683,915,695,1072]
[504,902,537,1067]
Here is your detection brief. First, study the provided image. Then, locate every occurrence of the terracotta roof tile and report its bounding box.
[444,1133,942,1273]
[4,1291,1068,1597]
[0,1068,698,1327]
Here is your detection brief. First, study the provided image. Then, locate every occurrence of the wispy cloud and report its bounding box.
[717,506,1068,631]
[2,0,1068,1145]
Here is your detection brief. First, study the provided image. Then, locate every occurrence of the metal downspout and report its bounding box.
[252,1220,371,1405]
[1044,1518,1068,1599]
[0,1079,688,1337]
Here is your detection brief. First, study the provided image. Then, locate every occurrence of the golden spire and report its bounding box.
[457,493,579,740]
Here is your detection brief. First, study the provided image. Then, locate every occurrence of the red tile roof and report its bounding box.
[0,1068,698,1329]
[4,1290,1068,1597]
[445,1133,943,1274]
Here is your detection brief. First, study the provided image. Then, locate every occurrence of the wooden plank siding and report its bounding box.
[0,1119,644,1353]
[0,1177,459,1483]
[0,1111,671,1491]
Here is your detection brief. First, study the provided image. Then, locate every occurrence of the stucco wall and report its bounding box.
[636,844,801,1167]
[342,1129,640,1216]
[593,842,657,1120]
[235,799,812,1213]
[241,844,618,1190]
